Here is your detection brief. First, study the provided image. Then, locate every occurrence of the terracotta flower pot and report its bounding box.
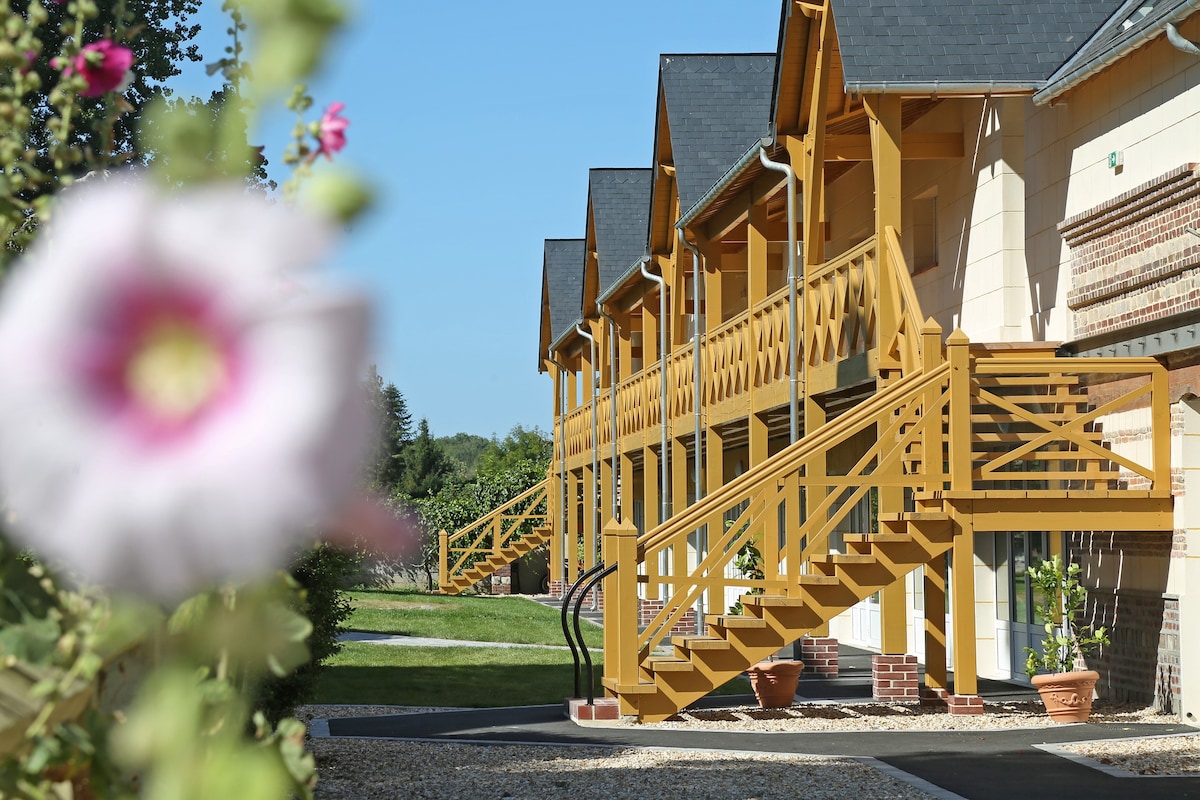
[747,660,804,709]
[1031,670,1100,723]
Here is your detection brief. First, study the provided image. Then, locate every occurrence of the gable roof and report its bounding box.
[541,238,584,357]
[1036,0,1200,104]
[832,0,1115,93]
[587,168,652,299]
[659,53,776,215]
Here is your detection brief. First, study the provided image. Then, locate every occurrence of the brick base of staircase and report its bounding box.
[872,654,919,701]
[920,687,985,715]
[565,697,620,723]
[490,565,511,595]
[800,636,839,677]
[638,599,696,636]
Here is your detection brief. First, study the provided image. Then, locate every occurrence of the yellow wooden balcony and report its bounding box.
[558,230,924,469]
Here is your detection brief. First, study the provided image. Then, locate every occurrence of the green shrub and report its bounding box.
[254,542,360,723]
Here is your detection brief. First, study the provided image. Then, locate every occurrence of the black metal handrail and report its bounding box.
[559,561,615,704]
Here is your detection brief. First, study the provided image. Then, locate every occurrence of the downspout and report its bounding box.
[575,323,599,571]
[677,229,707,634]
[639,258,670,523]
[677,229,705,503]
[759,147,800,444]
[596,303,620,521]
[547,348,571,589]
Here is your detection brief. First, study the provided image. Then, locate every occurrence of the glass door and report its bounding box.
[999,531,1048,682]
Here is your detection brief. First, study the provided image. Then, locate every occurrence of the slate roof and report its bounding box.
[832,0,1115,91]
[1037,0,1200,104]
[543,238,585,347]
[588,168,652,297]
[659,54,776,215]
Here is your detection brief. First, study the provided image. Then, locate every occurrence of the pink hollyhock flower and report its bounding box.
[312,102,349,161]
[70,40,134,97]
[0,177,374,599]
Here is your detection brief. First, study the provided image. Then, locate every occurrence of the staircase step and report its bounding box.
[843,533,913,543]
[672,635,731,651]
[705,614,767,629]
[601,677,657,694]
[797,574,839,586]
[811,553,877,565]
[741,595,806,607]
[878,511,950,522]
[646,657,695,673]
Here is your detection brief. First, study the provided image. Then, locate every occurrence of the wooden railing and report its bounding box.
[805,237,878,371]
[438,480,550,590]
[606,326,1171,683]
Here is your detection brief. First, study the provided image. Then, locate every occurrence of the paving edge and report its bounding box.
[1035,733,1200,779]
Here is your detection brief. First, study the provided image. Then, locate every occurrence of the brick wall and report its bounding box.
[799,636,839,676]
[490,564,511,596]
[1070,541,1178,713]
[1062,163,1200,341]
[638,598,697,638]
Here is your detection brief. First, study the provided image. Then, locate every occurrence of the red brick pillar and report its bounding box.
[872,654,918,701]
[491,564,512,595]
[800,636,839,677]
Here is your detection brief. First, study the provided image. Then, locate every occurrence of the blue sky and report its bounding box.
[182,1,781,439]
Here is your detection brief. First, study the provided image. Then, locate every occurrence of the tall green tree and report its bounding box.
[476,425,552,481]
[399,418,451,499]
[362,365,414,490]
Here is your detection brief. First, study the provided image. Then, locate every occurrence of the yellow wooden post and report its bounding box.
[923,552,948,691]
[567,470,580,584]
[951,517,977,696]
[603,517,640,713]
[583,460,596,570]
[671,435,690,588]
[922,319,944,493]
[643,444,661,600]
[947,330,972,490]
[438,529,449,592]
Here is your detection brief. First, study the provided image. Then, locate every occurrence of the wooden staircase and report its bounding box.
[615,508,954,721]
[598,327,1173,722]
[438,480,551,595]
[442,526,551,595]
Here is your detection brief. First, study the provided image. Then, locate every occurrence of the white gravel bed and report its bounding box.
[1057,733,1200,776]
[295,702,1194,797]
[305,739,941,800]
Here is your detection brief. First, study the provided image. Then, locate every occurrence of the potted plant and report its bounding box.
[728,532,804,707]
[1023,554,1110,723]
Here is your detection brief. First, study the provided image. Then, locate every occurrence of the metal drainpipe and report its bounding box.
[677,229,706,635]
[575,323,600,583]
[597,304,620,521]
[759,147,801,444]
[547,348,571,590]
[639,258,670,523]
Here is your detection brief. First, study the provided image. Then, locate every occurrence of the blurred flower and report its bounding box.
[0,177,372,599]
[69,40,134,97]
[312,102,348,161]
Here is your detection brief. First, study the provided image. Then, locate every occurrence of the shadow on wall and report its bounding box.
[1074,530,1175,711]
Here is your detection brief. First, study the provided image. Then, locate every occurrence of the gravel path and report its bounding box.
[296,702,1198,798]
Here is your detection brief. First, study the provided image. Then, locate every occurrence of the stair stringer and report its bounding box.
[621,513,955,722]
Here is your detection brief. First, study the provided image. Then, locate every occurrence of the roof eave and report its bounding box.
[1034,2,1200,106]
[675,137,775,231]
[843,80,1041,97]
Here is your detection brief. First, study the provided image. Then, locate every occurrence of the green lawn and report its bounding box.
[313,643,607,707]
[315,589,750,708]
[345,589,603,649]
